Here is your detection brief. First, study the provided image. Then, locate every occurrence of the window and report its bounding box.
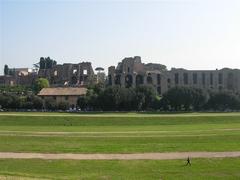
[210,73,213,85]
[54,70,58,76]
[227,73,234,90]
[218,73,223,84]
[202,73,206,85]
[128,67,130,73]
[147,76,153,84]
[108,75,112,85]
[73,69,77,74]
[83,70,87,75]
[115,75,121,85]
[157,74,161,85]
[157,86,161,94]
[193,73,197,84]
[183,73,188,85]
[167,78,171,83]
[174,73,179,84]
[125,75,133,88]
[65,96,68,100]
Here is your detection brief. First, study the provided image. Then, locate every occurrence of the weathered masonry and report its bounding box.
[1,61,96,87]
[38,62,95,86]
[108,56,240,95]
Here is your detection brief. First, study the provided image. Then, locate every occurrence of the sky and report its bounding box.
[0,0,240,75]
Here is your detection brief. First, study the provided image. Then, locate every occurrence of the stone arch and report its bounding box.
[147,75,153,84]
[157,86,161,95]
[125,74,133,88]
[115,75,121,85]
[227,73,234,90]
[136,74,144,86]
[108,75,112,85]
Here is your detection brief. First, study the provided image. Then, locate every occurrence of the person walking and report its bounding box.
[186,157,191,166]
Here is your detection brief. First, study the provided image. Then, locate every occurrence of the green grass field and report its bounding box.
[0,112,240,179]
[0,158,240,180]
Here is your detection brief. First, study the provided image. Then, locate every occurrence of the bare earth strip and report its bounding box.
[1,128,239,134]
[1,112,240,117]
[0,152,240,160]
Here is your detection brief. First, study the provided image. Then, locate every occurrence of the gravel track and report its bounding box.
[0,152,240,160]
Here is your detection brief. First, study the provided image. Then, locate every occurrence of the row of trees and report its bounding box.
[1,82,240,111]
[77,85,240,111]
[161,87,240,111]
[78,85,158,111]
[0,94,72,111]
[0,78,52,110]
[0,94,43,109]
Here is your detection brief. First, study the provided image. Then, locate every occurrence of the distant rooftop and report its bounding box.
[38,87,87,96]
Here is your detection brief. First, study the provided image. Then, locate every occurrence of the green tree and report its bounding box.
[45,98,57,110]
[39,57,57,69]
[58,101,69,110]
[206,92,240,110]
[135,85,157,110]
[33,78,49,94]
[0,94,21,109]
[77,96,88,110]
[160,87,207,111]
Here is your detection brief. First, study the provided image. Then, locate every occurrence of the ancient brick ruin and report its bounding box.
[108,56,240,94]
[1,56,240,95]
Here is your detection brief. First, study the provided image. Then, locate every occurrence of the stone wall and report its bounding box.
[38,62,95,86]
[108,56,240,95]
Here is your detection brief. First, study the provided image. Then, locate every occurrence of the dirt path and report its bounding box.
[0,152,240,160]
[1,112,240,117]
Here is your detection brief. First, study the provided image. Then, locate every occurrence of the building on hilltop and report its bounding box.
[108,56,240,95]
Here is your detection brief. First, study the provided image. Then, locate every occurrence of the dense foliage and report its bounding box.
[0,94,43,110]
[205,92,240,110]
[160,87,208,111]
[77,85,240,111]
[33,78,50,93]
[77,85,158,111]
[39,57,57,69]
[1,84,240,111]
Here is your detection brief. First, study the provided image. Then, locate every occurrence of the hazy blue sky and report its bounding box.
[0,0,240,75]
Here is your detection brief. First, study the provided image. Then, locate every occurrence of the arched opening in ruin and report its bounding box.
[157,86,161,95]
[227,73,234,90]
[115,75,121,85]
[83,69,88,75]
[136,74,143,86]
[157,74,161,85]
[147,75,153,84]
[73,69,77,75]
[54,70,58,76]
[125,74,133,88]
[108,75,112,85]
